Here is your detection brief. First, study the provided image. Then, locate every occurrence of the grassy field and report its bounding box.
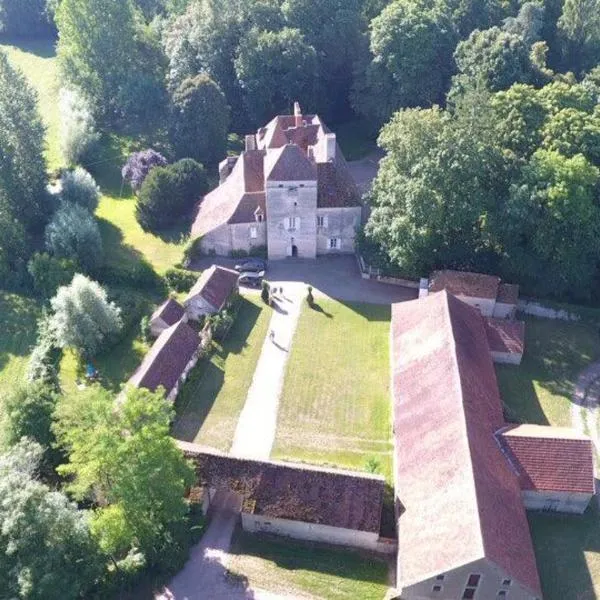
[172,296,271,451]
[272,300,393,480]
[227,530,389,600]
[496,316,600,427]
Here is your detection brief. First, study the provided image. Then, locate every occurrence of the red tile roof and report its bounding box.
[317,152,361,208]
[497,282,520,305]
[499,425,595,494]
[429,270,501,299]
[391,291,541,595]
[150,298,184,327]
[185,265,238,312]
[178,441,384,533]
[265,144,318,181]
[485,318,525,355]
[128,320,199,397]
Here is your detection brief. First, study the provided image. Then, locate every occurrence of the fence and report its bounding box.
[356,254,420,288]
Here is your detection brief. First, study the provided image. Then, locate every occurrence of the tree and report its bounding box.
[27,310,62,387]
[122,148,168,193]
[0,439,102,600]
[0,51,50,232]
[352,0,457,125]
[503,2,545,47]
[0,0,52,36]
[45,201,103,271]
[59,87,100,167]
[136,159,208,231]
[447,0,505,37]
[28,252,77,298]
[54,386,195,569]
[0,208,29,288]
[235,27,317,126]
[170,74,230,165]
[49,274,122,358]
[60,167,100,212]
[56,0,166,127]
[557,0,600,73]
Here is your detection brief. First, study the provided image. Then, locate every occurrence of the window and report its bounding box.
[462,590,475,600]
[497,591,507,598]
[502,579,511,587]
[317,215,328,228]
[286,217,297,231]
[328,237,339,249]
[467,575,481,587]
[432,585,442,592]
[436,575,445,581]
[250,226,257,239]
[257,214,263,222]
[462,574,481,600]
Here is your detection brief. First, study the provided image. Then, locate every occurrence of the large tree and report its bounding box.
[54,386,195,569]
[0,0,52,36]
[0,440,102,600]
[170,73,230,165]
[557,0,600,73]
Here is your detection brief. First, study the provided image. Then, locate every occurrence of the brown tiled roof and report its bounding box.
[497,282,520,305]
[317,149,361,208]
[178,441,384,533]
[429,270,501,299]
[485,318,525,355]
[128,320,199,396]
[186,265,238,312]
[499,425,595,494]
[391,291,541,595]
[229,192,265,224]
[265,144,317,181]
[150,298,184,327]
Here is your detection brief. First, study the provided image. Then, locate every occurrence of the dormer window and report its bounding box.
[254,207,264,223]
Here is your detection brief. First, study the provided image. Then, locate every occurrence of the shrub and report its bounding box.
[136,159,208,231]
[210,309,234,341]
[59,88,100,167]
[122,148,168,193]
[27,252,77,298]
[60,167,100,212]
[164,267,198,293]
[140,315,151,343]
[248,245,267,258]
[306,285,314,307]
[96,260,162,291]
[181,236,202,267]
[261,280,270,304]
[27,311,62,387]
[229,249,248,259]
[45,202,103,272]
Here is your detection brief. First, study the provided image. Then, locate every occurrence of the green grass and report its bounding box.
[227,530,389,600]
[272,300,393,480]
[496,316,600,427]
[172,296,271,450]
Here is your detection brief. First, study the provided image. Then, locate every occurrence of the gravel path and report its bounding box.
[230,285,303,459]
[571,361,600,462]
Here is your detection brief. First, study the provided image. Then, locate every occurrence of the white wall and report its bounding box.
[491,350,523,365]
[493,302,516,319]
[166,347,201,402]
[241,513,380,551]
[456,295,496,317]
[315,206,361,255]
[150,317,168,337]
[522,490,592,514]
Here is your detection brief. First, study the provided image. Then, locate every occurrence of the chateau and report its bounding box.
[190,103,362,259]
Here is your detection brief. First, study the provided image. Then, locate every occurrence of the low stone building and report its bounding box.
[178,441,386,552]
[128,319,200,402]
[190,102,362,260]
[149,297,186,337]
[498,424,595,514]
[184,265,239,321]
[484,317,526,365]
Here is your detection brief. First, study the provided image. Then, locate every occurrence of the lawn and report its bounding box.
[496,316,600,427]
[272,299,393,480]
[227,530,389,600]
[172,296,271,451]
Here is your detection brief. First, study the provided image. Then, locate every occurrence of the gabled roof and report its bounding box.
[499,424,595,494]
[391,291,541,595]
[429,270,501,299]
[265,144,317,182]
[150,298,184,328]
[178,441,384,533]
[185,265,238,312]
[128,320,199,397]
[317,150,361,208]
[484,318,525,355]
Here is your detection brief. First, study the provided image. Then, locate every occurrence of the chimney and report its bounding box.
[325,133,336,162]
[293,101,302,128]
[245,134,256,152]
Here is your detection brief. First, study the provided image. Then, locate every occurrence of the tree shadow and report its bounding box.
[308,301,333,318]
[0,35,56,58]
[0,292,41,372]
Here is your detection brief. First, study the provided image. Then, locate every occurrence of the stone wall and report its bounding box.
[518,299,581,321]
[522,490,592,514]
[315,207,361,255]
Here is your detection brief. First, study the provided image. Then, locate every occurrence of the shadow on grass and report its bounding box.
[308,301,333,318]
[0,292,41,372]
[0,35,56,58]
[529,500,600,600]
[172,298,261,442]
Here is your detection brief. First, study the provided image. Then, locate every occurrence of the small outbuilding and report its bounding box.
[149,298,186,337]
[184,265,239,320]
[485,317,525,365]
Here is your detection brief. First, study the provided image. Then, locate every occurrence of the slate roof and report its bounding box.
[429,270,501,299]
[150,298,185,328]
[128,320,199,397]
[499,425,595,494]
[185,265,238,312]
[391,291,541,595]
[317,151,361,208]
[265,143,317,181]
[484,318,525,355]
[178,441,384,533]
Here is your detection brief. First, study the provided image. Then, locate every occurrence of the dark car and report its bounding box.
[234,258,267,273]
[238,270,265,288]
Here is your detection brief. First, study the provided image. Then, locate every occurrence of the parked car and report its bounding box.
[234,258,267,273]
[238,270,265,288]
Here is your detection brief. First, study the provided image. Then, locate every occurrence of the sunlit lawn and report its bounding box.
[172,296,271,451]
[228,530,389,600]
[272,299,393,480]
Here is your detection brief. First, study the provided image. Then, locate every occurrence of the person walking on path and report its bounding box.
[269,329,275,342]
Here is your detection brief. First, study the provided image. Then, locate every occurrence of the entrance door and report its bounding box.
[291,244,298,257]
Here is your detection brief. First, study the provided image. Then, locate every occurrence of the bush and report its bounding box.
[210,309,234,341]
[96,260,162,291]
[106,288,150,331]
[248,245,267,258]
[164,267,198,293]
[60,167,100,212]
[181,236,202,267]
[122,148,168,193]
[27,311,62,387]
[136,159,209,231]
[140,315,151,343]
[27,252,77,298]
[306,285,314,307]
[261,280,270,304]
[45,202,103,272]
[59,88,100,167]
[229,249,248,259]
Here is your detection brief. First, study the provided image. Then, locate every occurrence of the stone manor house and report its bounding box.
[190,102,362,259]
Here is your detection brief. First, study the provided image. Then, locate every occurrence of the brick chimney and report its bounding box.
[325,133,336,161]
[293,101,302,128]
